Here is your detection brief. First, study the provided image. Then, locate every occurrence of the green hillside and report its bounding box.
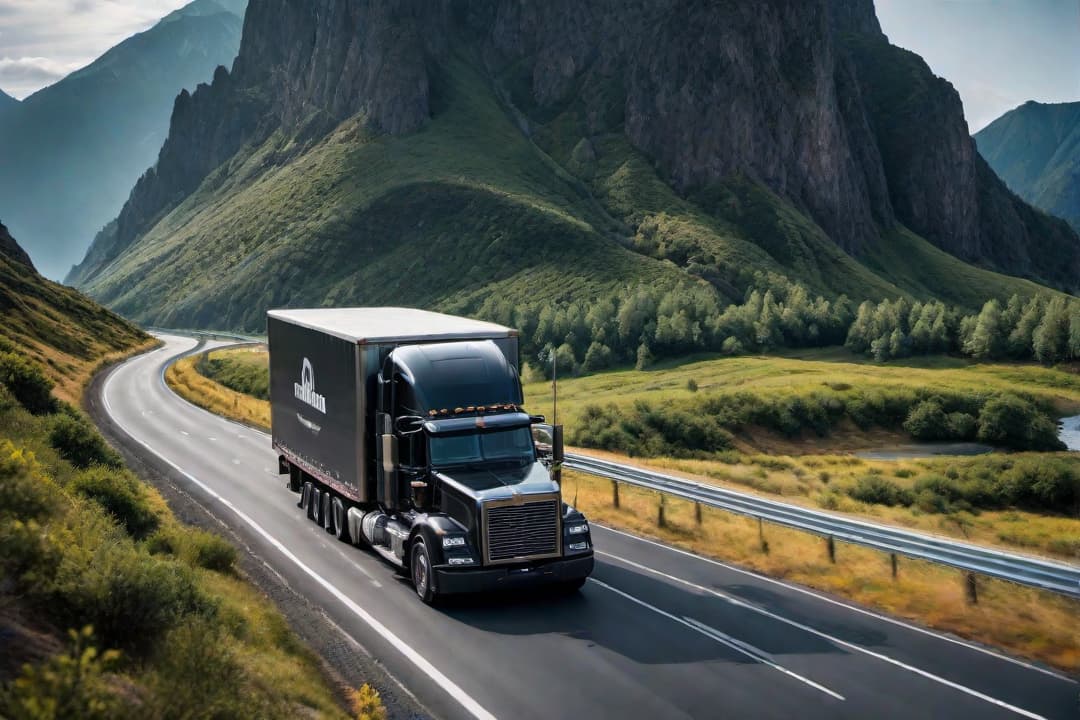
[79,46,1062,338]
[0,212,354,720]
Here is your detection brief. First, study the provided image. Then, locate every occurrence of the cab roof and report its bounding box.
[267,307,516,344]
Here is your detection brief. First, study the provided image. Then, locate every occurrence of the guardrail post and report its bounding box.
[612,480,620,509]
[758,517,769,554]
[965,572,978,605]
[657,493,667,529]
[826,535,836,563]
[695,502,703,526]
[890,553,898,579]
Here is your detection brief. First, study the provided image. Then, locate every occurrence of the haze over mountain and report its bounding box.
[976,101,1080,232]
[70,0,1080,331]
[0,0,246,280]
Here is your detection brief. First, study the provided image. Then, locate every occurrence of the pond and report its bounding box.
[1059,415,1080,452]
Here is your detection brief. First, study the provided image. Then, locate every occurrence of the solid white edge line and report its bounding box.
[593,522,1075,684]
[596,550,1048,720]
[103,346,499,720]
[588,579,845,701]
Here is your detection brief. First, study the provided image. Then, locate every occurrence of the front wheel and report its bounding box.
[559,577,587,594]
[410,539,440,605]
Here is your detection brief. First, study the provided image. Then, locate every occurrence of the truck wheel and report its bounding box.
[410,539,439,605]
[331,498,351,543]
[321,492,334,534]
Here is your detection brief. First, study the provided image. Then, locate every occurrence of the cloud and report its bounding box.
[0,56,82,97]
[0,1,191,98]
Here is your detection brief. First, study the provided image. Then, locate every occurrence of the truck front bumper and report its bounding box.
[433,553,594,595]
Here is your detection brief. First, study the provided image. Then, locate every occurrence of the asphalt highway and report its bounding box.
[97,335,1078,719]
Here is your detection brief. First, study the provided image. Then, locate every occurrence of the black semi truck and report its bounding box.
[267,307,594,603]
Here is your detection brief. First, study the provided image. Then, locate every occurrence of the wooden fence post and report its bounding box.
[612,480,620,508]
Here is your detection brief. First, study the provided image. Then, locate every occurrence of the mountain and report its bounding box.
[975,101,1080,231]
[0,222,146,402]
[0,90,18,115]
[69,0,1080,332]
[0,0,246,280]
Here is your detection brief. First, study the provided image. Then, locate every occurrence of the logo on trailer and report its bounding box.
[294,358,326,413]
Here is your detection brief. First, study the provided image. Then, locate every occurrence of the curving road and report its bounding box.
[95,336,1077,720]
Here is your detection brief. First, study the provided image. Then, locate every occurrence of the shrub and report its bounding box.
[977,395,1064,451]
[0,352,55,415]
[351,684,387,720]
[945,412,977,440]
[847,475,913,506]
[903,400,948,440]
[146,619,281,720]
[187,529,237,574]
[0,441,57,521]
[71,467,159,539]
[995,457,1080,512]
[49,414,122,469]
[0,627,124,720]
[686,378,698,393]
[43,533,210,655]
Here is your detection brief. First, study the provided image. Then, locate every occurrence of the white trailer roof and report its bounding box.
[267,307,517,344]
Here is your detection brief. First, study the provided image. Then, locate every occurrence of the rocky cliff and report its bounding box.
[0,222,34,271]
[70,0,1080,327]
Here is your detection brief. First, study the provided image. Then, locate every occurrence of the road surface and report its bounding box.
[95,335,1078,720]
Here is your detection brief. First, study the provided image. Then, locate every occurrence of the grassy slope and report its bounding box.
[0,249,352,716]
[82,52,687,330]
[175,347,1080,671]
[0,250,151,403]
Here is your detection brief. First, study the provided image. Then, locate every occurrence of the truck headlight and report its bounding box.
[568,541,589,551]
[567,523,589,535]
[442,536,467,548]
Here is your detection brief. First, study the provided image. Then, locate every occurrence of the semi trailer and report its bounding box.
[267,307,594,603]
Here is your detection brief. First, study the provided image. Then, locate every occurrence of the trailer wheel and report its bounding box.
[331,498,351,543]
[299,481,313,510]
[410,539,439,605]
[321,492,334,534]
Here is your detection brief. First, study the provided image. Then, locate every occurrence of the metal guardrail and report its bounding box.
[565,453,1080,598]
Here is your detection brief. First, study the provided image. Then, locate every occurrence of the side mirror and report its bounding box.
[551,424,564,485]
[529,414,546,424]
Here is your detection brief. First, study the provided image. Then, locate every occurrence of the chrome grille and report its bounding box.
[484,497,560,564]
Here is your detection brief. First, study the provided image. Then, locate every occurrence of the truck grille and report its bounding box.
[484,496,561,564]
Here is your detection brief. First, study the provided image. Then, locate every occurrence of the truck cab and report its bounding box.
[268,307,593,605]
[374,340,593,602]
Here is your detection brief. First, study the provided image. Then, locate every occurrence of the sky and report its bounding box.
[0,0,190,99]
[0,1,1078,130]
[876,0,1080,132]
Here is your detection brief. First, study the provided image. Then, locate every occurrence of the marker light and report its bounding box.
[568,542,588,551]
[567,523,589,535]
[442,536,467,548]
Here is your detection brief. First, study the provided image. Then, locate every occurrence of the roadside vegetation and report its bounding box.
[0,355,356,718]
[179,345,1080,670]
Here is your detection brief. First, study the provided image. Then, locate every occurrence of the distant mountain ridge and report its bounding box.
[0,0,246,280]
[69,0,1079,331]
[0,90,18,113]
[975,100,1080,231]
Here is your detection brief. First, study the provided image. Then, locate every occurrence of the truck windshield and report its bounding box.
[429,427,535,467]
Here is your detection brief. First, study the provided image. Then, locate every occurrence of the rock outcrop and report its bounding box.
[0,222,35,271]
[72,0,1080,297]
